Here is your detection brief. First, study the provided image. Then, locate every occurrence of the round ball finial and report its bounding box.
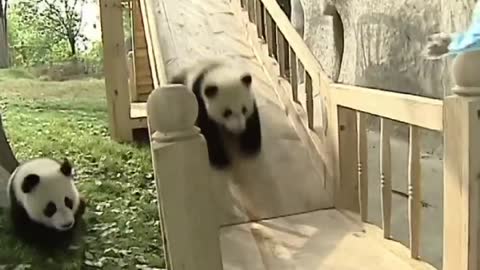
[452,51,480,96]
[147,85,198,135]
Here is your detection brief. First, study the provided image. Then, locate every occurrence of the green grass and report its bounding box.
[0,70,165,269]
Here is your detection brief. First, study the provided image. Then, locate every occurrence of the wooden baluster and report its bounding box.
[254,0,265,40]
[265,12,276,58]
[247,0,255,23]
[380,118,392,239]
[305,72,314,129]
[147,85,223,270]
[408,125,421,259]
[276,29,290,78]
[356,112,368,222]
[289,48,298,103]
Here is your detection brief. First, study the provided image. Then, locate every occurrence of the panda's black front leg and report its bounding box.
[240,104,262,156]
[197,115,231,169]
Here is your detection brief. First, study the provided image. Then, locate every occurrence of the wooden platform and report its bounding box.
[220,209,436,270]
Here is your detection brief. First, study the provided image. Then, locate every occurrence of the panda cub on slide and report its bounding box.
[7,157,86,249]
[171,58,262,169]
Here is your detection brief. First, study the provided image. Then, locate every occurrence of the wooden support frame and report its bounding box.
[99,0,149,143]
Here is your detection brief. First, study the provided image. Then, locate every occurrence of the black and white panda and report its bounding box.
[7,157,86,249]
[170,58,262,169]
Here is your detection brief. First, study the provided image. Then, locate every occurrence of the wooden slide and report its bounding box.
[139,0,437,269]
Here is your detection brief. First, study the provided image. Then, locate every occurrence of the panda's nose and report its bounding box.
[62,222,74,229]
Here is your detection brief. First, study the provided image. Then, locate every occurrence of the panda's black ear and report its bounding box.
[60,158,73,177]
[241,73,252,87]
[22,174,40,193]
[204,85,218,98]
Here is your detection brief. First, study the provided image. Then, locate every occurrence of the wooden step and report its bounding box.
[220,209,435,270]
[130,102,146,119]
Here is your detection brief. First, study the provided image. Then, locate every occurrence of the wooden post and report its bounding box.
[443,94,480,270]
[99,0,133,142]
[147,85,223,270]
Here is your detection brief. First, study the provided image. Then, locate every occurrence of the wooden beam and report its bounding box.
[99,0,133,142]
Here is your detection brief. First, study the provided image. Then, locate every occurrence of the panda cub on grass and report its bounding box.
[171,58,262,169]
[7,157,86,249]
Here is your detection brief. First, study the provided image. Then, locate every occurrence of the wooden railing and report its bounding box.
[233,0,480,269]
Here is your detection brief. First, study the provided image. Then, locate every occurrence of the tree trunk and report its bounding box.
[68,36,76,57]
[0,4,9,68]
[0,113,18,174]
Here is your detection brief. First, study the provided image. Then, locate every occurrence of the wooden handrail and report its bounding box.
[260,0,331,86]
[331,83,444,131]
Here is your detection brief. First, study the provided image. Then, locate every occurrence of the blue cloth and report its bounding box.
[448,2,480,55]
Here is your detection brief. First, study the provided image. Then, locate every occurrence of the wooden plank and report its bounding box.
[356,112,368,222]
[99,0,134,142]
[130,102,146,119]
[380,118,392,239]
[331,84,444,131]
[443,95,480,270]
[408,125,421,259]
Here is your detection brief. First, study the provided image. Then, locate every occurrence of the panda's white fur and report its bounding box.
[7,157,86,248]
[171,57,262,169]
[173,58,256,134]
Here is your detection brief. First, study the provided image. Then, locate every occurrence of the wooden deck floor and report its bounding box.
[220,209,436,270]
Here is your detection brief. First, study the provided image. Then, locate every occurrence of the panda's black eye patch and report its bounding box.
[44,202,57,217]
[242,106,247,114]
[204,85,218,98]
[65,197,73,209]
[223,109,233,118]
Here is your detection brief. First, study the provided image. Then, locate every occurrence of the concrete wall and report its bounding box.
[294,0,476,99]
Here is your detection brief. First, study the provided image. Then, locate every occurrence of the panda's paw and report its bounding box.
[240,139,262,157]
[209,153,231,169]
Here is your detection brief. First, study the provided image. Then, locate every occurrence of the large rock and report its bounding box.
[298,0,476,99]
